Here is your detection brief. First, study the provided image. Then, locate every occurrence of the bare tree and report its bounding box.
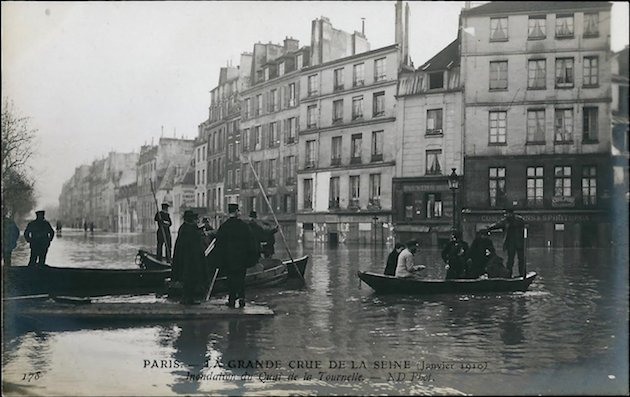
[1,98,37,216]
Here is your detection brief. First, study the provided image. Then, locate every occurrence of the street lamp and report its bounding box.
[372,215,379,246]
[447,168,459,231]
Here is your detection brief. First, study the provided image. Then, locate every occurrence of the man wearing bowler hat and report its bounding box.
[215,203,258,308]
[173,210,206,305]
[24,210,55,267]
[154,202,172,261]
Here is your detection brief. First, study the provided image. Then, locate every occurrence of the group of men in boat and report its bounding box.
[385,209,526,280]
[2,209,56,268]
[154,202,278,307]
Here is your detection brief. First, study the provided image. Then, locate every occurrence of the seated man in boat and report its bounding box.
[395,240,426,279]
[246,211,278,259]
[384,242,405,276]
[465,228,496,279]
[442,230,469,279]
[485,251,511,279]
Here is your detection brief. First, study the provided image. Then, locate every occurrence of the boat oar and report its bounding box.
[245,155,306,286]
[204,238,218,301]
[523,224,528,280]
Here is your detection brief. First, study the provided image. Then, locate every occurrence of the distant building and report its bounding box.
[393,37,463,246]
[170,161,196,231]
[136,137,195,232]
[459,1,614,247]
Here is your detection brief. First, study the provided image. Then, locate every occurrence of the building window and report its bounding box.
[278,62,285,76]
[269,122,278,147]
[202,169,206,184]
[235,141,240,156]
[331,136,342,166]
[227,170,233,188]
[227,143,233,161]
[489,61,508,90]
[554,108,573,142]
[425,193,443,218]
[489,111,507,144]
[255,94,262,116]
[582,166,597,205]
[426,109,443,135]
[527,166,544,207]
[254,125,262,150]
[286,156,296,185]
[303,179,313,209]
[305,140,315,168]
[285,117,297,143]
[374,57,386,82]
[352,96,364,120]
[556,14,574,38]
[554,166,572,197]
[329,177,340,209]
[371,130,383,162]
[268,158,277,187]
[235,168,240,186]
[351,133,362,164]
[270,89,278,112]
[369,174,381,207]
[528,59,546,89]
[288,83,296,107]
[196,170,200,185]
[490,17,508,41]
[244,98,250,118]
[296,54,303,69]
[333,99,343,123]
[429,72,444,89]
[333,68,345,91]
[284,194,294,213]
[373,92,385,117]
[489,167,506,208]
[308,74,318,96]
[527,109,545,143]
[583,107,598,142]
[349,176,360,208]
[425,149,442,175]
[583,56,598,87]
[528,15,546,39]
[353,63,365,87]
[307,105,317,129]
[583,12,599,37]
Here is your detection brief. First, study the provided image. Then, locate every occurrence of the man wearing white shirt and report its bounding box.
[395,240,426,278]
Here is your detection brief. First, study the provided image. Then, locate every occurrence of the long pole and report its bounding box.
[523,224,528,280]
[451,189,457,231]
[150,179,171,261]
[246,156,306,286]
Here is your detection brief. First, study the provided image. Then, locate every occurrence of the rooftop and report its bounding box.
[461,1,611,16]
[418,38,460,72]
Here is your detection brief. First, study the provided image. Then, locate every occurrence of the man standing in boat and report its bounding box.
[154,202,172,262]
[172,210,206,305]
[487,208,526,278]
[395,240,426,278]
[2,210,20,266]
[215,203,258,308]
[24,210,55,267]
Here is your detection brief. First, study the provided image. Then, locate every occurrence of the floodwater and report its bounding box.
[2,229,628,396]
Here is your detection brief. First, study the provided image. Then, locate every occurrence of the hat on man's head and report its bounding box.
[405,239,418,248]
[249,211,257,219]
[202,217,210,222]
[35,210,45,216]
[228,203,239,214]
[183,209,197,221]
[161,203,170,208]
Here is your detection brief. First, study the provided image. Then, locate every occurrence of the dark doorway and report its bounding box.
[328,232,339,246]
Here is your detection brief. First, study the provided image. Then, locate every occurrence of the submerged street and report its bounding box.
[2,230,628,396]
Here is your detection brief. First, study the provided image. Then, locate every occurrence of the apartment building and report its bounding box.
[393,38,464,246]
[459,1,613,247]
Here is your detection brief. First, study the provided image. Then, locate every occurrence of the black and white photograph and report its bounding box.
[2,1,629,395]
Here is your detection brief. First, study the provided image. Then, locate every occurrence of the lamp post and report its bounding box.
[448,168,459,231]
[372,215,379,246]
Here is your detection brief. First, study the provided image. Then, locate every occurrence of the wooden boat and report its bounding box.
[136,249,309,279]
[3,265,171,297]
[357,271,537,295]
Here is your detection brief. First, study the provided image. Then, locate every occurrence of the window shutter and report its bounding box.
[295,80,300,105]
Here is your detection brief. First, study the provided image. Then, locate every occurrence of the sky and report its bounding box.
[2,1,629,209]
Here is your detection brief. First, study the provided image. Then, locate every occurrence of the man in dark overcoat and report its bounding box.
[24,210,55,267]
[154,203,172,261]
[487,208,526,278]
[215,204,258,308]
[173,210,206,305]
[2,212,20,266]
[465,228,496,278]
[247,211,279,259]
[384,242,405,276]
[442,230,469,279]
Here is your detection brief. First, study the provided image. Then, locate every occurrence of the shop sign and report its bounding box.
[552,196,575,208]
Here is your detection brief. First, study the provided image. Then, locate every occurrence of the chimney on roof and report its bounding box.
[284,36,299,51]
[361,18,365,36]
[404,3,410,66]
[464,1,471,9]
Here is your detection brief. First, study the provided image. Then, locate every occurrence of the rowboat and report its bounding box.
[3,265,171,297]
[135,249,309,279]
[357,271,537,295]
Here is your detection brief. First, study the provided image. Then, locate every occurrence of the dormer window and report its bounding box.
[429,72,444,89]
[264,67,269,81]
[279,62,285,76]
[296,54,303,69]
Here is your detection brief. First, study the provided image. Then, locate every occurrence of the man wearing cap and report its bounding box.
[215,204,258,308]
[395,240,426,279]
[24,210,55,267]
[487,208,526,278]
[172,210,206,305]
[154,203,172,261]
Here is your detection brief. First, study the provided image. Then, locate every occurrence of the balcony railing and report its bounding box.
[331,157,341,166]
[368,198,381,209]
[371,154,383,162]
[285,136,296,144]
[303,200,313,210]
[267,179,276,188]
[304,160,315,169]
[348,198,360,209]
[350,157,362,164]
[329,199,340,209]
[285,177,296,186]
